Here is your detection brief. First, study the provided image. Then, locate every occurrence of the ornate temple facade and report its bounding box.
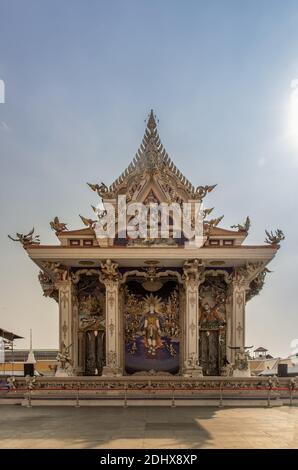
[10,111,284,378]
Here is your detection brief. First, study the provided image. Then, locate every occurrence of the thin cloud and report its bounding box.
[0,121,10,132]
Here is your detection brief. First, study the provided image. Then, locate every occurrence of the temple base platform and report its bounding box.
[1,375,297,407]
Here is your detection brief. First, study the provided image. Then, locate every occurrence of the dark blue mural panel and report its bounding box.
[124,281,180,375]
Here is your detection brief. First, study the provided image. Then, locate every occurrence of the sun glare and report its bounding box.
[287,79,298,147]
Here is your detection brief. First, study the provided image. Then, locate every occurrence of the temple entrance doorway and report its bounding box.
[199,329,220,376]
[75,272,106,376]
[123,279,180,375]
[85,329,105,376]
[199,274,228,376]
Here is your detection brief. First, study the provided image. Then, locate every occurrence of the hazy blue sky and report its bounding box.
[0,0,298,357]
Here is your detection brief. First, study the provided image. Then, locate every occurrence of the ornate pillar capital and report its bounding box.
[38,271,58,302]
[232,262,265,291]
[246,268,270,301]
[40,261,71,288]
[100,259,122,286]
[182,259,205,287]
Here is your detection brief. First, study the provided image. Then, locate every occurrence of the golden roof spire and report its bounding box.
[147,109,157,131]
[89,110,216,202]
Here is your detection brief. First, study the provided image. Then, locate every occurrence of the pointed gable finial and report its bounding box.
[147,109,158,131]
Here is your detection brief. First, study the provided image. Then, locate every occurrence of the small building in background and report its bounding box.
[0,349,58,377]
[0,327,23,376]
[249,346,298,377]
[253,346,271,359]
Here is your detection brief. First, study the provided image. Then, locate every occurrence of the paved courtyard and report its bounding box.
[0,405,297,449]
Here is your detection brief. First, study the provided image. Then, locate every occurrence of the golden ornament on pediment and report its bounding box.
[87,182,109,198]
[79,215,97,229]
[195,184,217,200]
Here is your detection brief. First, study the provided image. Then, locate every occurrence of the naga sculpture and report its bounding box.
[87,182,109,197]
[195,184,217,200]
[79,215,97,229]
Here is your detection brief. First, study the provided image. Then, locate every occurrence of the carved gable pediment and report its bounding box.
[98,111,202,204]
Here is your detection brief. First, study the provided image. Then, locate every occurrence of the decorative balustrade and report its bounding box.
[0,375,297,407]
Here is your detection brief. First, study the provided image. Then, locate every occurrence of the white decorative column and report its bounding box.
[182,259,205,377]
[71,289,79,374]
[230,275,247,363]
[56,279,74,356]
[229,263,265,369]
[54,272,76,377]
[101,260,122,376]
[225,290,233,364]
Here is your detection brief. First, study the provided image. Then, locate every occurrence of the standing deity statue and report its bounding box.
[142,297,163,356]
[56,342,73,376]
[234,347,249,371]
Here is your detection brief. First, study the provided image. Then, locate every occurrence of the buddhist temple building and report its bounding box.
[9,111,284,378]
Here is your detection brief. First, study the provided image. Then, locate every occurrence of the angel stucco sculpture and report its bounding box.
[229,346,253,371]
[56,342,73,375]
[101,259,118,279]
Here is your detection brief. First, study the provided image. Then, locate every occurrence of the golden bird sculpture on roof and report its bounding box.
[49,216,68,233]
[231,216,251,233]
[8,228,40,246]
